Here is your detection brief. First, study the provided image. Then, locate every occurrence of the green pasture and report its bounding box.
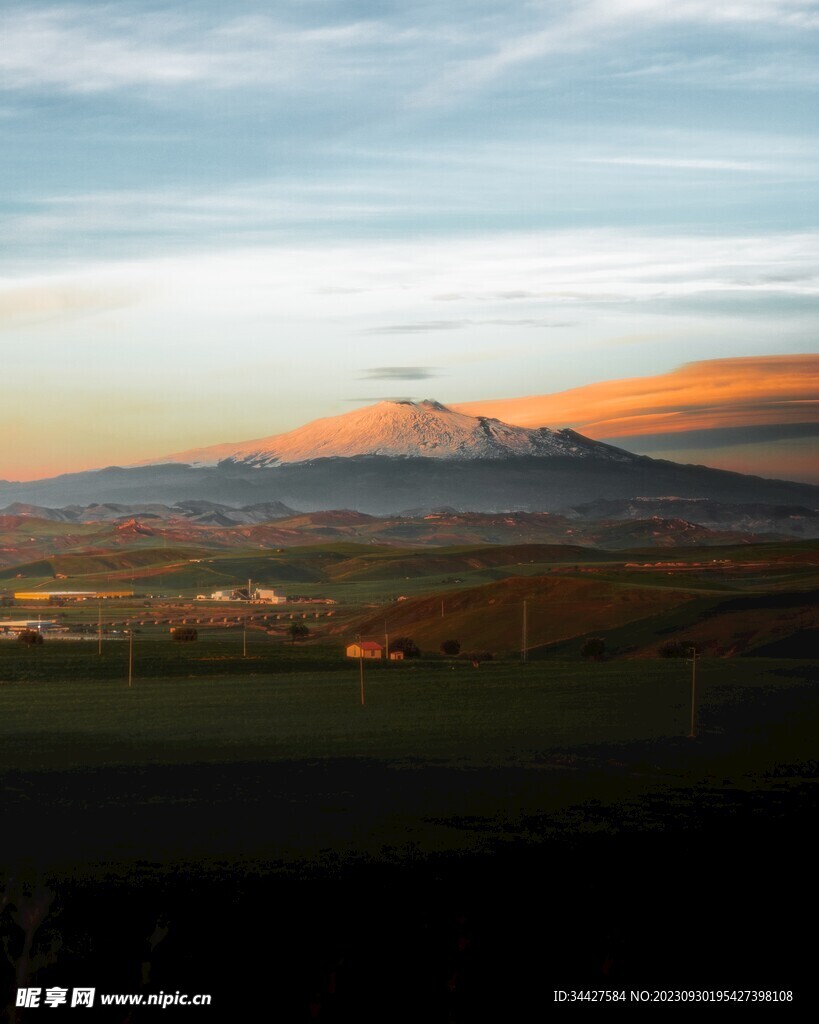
[0,634,342,683]
[0,647,814,773]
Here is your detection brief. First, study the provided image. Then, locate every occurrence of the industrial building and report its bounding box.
[206,587,287,603]
[13,590,133,602]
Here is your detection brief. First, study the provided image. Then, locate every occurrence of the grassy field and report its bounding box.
[0,649,815,772]
[1,651,815,1016]
[1,651,815,891]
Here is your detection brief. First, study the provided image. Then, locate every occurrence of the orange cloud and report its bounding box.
[453,355,819,439]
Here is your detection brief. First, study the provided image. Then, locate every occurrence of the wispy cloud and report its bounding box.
[359,367,441,381]
[4,2,817,104]
[0,7,401,94]
[1,182,423,261]
[4,229,818,324]
[345,396,417,403]
[361,322,468,335]
[579,156,777,172]
[361,318,575,334]
[412,0,819,105]
[608,52,819,88]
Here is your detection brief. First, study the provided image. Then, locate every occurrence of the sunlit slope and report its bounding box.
[321,543,609,582]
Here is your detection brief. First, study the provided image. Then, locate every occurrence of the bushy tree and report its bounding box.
[288,621,310,643]
[172,627,198,642]
[391,636,420,658]
[440,639,461,656]
[17,630,44,646]
[580,636,606,661]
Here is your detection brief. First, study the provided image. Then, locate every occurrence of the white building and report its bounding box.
[254,587,287,604]
[0,619,57,635]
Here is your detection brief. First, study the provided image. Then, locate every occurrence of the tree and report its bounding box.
[440,639,461,656]
[391,636,420,658]
[580,636,606,661]
[288,621,310,643]
[172,626,198,642]
[17,630,44,646]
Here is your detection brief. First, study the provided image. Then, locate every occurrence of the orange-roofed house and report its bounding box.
[346,641,383,659]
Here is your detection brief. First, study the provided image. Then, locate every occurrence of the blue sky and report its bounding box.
[1,1,817,480]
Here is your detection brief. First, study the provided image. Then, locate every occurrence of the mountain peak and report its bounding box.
[139,398,633,469]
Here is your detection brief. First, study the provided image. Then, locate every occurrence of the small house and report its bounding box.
[346,641,383,659]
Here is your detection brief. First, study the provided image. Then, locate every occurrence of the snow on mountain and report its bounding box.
[138,399,635,468]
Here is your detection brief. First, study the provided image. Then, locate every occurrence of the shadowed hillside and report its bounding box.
[350,574,699,654]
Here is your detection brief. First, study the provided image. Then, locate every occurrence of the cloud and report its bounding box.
[361,318,574,333]
[3,1,815,105]
[361,322,468,335]
[359,367,442,381]
[345,396,417,403]
[3,229,818,328]
[454,354,819,438]
[609,52,819,88]
[411,0,819,105]
[4,183,407,246]
[578,157,776,172]
[604,422,819,450]
[0,7,407,94]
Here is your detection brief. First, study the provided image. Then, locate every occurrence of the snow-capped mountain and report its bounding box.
[141,400,636,468]
[3,400,818,513]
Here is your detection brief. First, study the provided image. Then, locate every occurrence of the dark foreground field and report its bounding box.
[1,655,816,1019]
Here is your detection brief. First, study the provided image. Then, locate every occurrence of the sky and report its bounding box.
[1,0,817,483]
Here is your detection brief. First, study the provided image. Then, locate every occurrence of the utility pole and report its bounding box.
[441,599,444,619]
[243,623,247,658]
[521,600,527,664]
[357,635,365,706]
[128,629,134,688]
[384,621,389,661]
[98,602,102,656]
[688,647,697,738]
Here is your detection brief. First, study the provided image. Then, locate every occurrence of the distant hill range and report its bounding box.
[1,501,818,552]
[2,400,818,516]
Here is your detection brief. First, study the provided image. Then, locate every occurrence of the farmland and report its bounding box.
[2,535,818,660]
[1,534,817,1018]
